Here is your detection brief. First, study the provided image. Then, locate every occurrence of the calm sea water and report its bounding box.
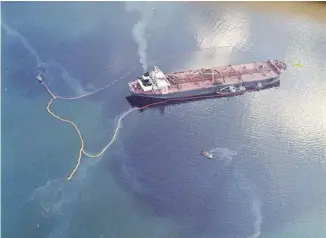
[2,2,326,238]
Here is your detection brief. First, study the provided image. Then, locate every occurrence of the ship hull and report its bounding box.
[129,76,280,99]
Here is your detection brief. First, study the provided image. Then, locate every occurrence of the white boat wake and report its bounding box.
[208,146,238,165]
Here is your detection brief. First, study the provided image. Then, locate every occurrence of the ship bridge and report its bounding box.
[136,66,171,93]
[150,66,171,89]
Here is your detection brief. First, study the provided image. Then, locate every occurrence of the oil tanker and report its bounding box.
[128,60,287,99]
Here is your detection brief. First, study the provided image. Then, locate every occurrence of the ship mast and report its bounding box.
[211,68,214,83]
[230,65,244,84]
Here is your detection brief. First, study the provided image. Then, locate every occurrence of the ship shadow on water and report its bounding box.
[125,81,280,115]
[125,94,219,115]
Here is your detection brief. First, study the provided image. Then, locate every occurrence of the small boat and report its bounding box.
[201,151,213,159]
[216,85,246,97]
[216,90,245,97]
[36,75,44,84]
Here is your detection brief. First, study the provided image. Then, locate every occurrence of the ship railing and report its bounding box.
[168,74,212,85]
[268,60,281,74]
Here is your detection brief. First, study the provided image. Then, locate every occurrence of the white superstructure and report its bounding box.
[137,66,171,92]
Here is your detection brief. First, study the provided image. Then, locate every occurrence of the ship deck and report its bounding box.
[165,61,280,93]
[129,60,286,95]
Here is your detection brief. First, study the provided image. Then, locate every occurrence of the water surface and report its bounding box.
[2,2,326,238]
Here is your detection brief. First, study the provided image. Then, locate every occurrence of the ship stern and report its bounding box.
[128,80,139,95]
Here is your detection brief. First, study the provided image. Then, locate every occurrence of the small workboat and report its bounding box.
[36,75,44,84]
[216,85,246,97]
[201,151,213,159]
